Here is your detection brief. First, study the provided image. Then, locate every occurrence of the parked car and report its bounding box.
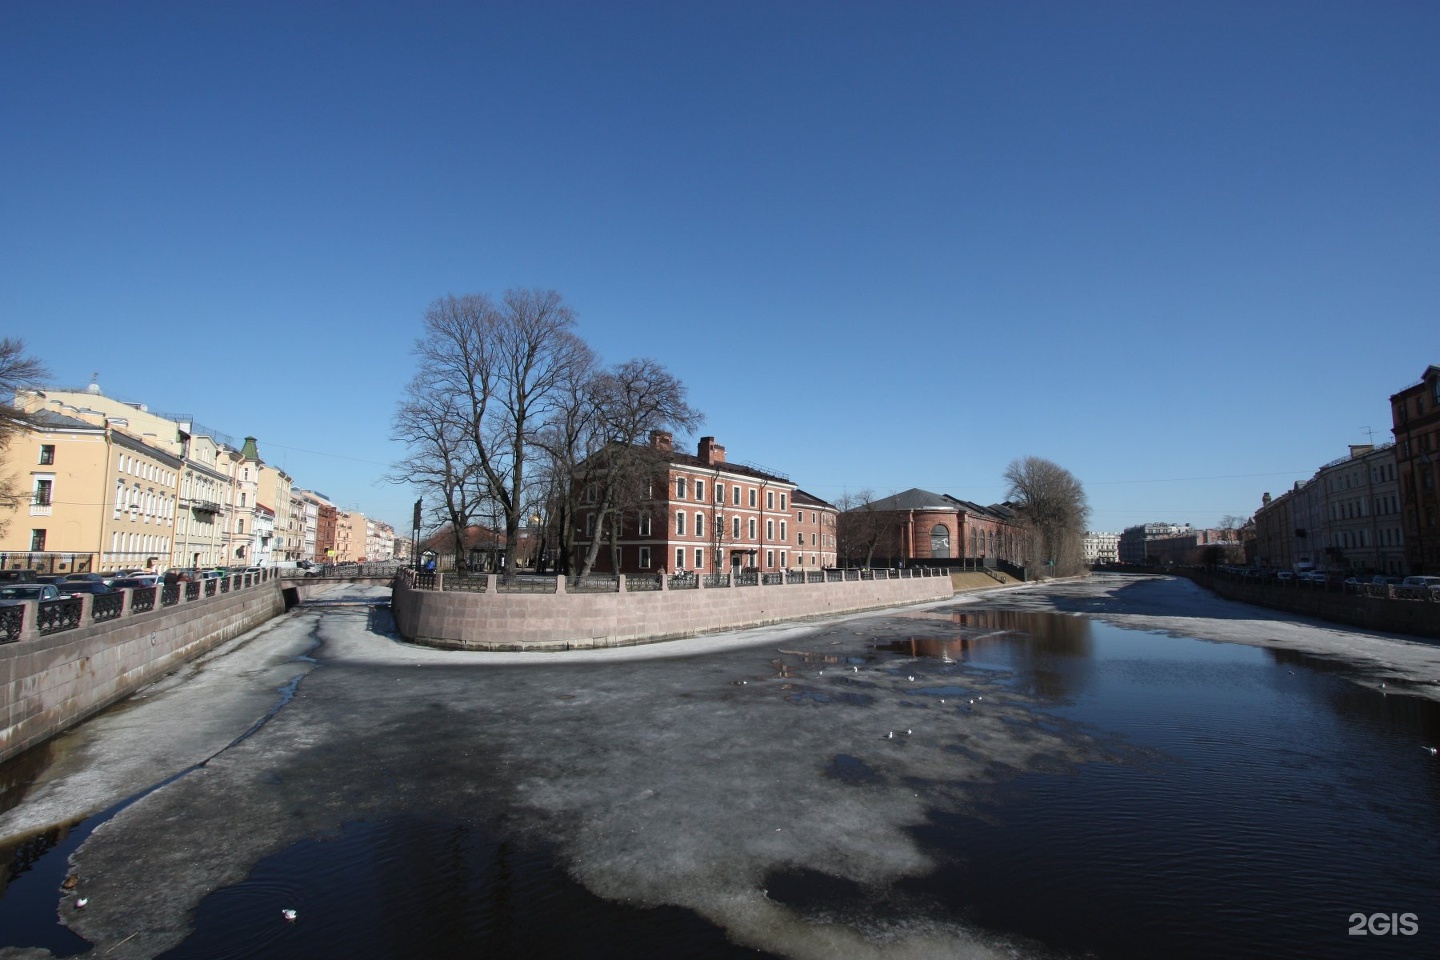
[60,581,115,598]
[1371,575,1403,586]
[63,572,106,582]
[0,584,62,604]
[0,569,39,583]
[1398,576,1440,599]
[108,576,159,591]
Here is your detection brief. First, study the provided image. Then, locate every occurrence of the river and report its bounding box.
[1,573,1436,959]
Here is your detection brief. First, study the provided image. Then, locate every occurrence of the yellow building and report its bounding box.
[0,410,181,574]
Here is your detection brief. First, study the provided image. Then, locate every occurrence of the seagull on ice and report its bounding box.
[883,731,894,739]
[282,909,298,922]
[1425,746,1438,756]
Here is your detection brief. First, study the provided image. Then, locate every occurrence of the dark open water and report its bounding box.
[4,608,1438,959]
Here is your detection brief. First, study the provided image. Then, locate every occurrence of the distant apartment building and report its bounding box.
[1084,531,1120,565]
[0,410,181,574]
[1252,488,1300,572]
[1391,364,1440,574]
[1117,522,1192,564]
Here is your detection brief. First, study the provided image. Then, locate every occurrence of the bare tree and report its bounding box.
[0,339,50,535]
[1003,457,1090,576]
[835,489,889,567]
[406,289,592,580]
[571,358,701,576]
[388,377,489,572]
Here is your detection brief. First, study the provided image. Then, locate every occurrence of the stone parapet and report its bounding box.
[1,579,286,765]
[392,570,954,651]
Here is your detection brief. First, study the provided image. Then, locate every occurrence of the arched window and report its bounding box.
[931,524,951,559]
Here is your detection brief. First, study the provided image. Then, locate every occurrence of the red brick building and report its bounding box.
[841,488,1024,566]
[577,433,838,575]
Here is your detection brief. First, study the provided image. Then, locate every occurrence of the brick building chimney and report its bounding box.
[698,436,726,465]
[650,430,673,453]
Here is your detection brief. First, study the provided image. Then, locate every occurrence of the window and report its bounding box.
[240,493,247,507]
[695,480,704,501]
[639,547,651,569]
[676,548,685,570]
[33,478,53,506]
[585,513,596,537]
[748,518,756,539]
[780,551,787,567]
[780,494,786,510]
[766,550,774,568]
[31,529,46,551]
[38,445,55,465]
[733,486,741,506]
[749,489,757,507]
[694,548,704,569]
[780,521,787,541]
[766,519,774,540]
[767,491,774,509]
[796,511,802,522]
[695,512,705,538]
[676,477,687,499]
[733,516,741,539]
[797,532,803,545]
[639,514,652,536]
[716,484,725,503]
[931,524,951,558]
[238,519,245,534]
[676,513,686,536]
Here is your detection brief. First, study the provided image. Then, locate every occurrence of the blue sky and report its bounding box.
[3,1,1435,534]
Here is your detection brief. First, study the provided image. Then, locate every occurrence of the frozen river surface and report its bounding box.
[1,573,1437,959]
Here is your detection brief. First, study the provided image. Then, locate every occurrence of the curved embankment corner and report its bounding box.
[392,572,958,652]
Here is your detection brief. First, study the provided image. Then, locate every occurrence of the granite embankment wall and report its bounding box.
[1179,570,1440,640]
[0,578,320,765]
[392,570,956,651]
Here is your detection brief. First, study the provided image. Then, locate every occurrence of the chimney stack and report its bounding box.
[698,436,725,465]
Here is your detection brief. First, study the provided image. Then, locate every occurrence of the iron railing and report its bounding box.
[39,598,81,635]
[0,605,23,643]
[129,586,157,614]
[92,593,124,622]
[402,566,947,595]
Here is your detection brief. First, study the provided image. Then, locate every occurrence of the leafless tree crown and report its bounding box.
[1003,456,1090,575]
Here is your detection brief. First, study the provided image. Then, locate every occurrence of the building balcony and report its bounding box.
[189,499,222,514]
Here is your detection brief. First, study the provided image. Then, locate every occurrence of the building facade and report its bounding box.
[1392,365,1440,574]
[576,433,816,575]
[1084,531,1120,565]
